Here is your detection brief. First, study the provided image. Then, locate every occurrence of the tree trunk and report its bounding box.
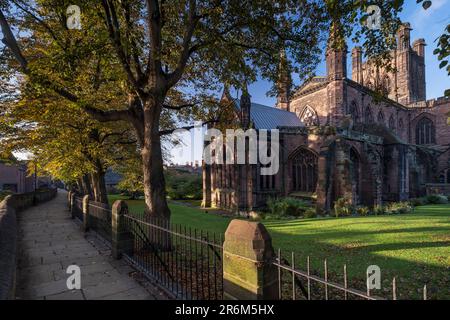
[76,179,83,194]
[83,174,93,198]
[90,167,109,204]
[141,99,171,220]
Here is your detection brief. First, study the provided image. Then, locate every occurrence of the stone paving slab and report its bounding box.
[15,190,168,300]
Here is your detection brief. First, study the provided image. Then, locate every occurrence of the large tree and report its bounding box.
[0,0,432,218]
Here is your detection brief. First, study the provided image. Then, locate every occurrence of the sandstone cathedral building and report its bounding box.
[202,22,450,214]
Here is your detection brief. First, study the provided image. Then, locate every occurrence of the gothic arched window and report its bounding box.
[389,115,395,130]
[348,101,359,123]
[415,117,435,145]
[298,105,319,127]
[377,110,385,124]
[365,106,373,124]
[290,147,318,193]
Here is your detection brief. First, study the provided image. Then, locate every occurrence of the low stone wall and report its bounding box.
[0,188,57,300]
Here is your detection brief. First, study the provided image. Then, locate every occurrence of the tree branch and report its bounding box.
[162,103,196,110]
[0,8,132,124]
[10,0,66,50]
[144,0,163,83]
[166,0,200,88]
[101,0,141,92]
[159,119,218,136]
[0,9,28,71]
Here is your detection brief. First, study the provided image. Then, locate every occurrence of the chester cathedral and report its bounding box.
[202,22,450,214]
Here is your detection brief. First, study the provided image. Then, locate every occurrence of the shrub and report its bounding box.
[166,173,202,200]
[303,208,317,218]
[356,206,370,216]
[373,204,385,216]
[409,197,426,207]
[385,202,413,214]
[267,197,311,218]
[334,197,353,217]
[425,194,448,204]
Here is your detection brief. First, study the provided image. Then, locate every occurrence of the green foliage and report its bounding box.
[373,204,386,216]
[334,197,354,217]
[267,197,311,218]
[165,170,202,200]
[425,194,449,204]
[303,207,317,218]
[356,206,370,216]
[116,156,144,198]
[409,197,427,207]
[385,202,413,214]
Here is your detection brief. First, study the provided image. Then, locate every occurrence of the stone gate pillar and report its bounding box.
[82,195,90,232]
[111,200,134,259]
[70,192,76,219]
[223,220,278,300]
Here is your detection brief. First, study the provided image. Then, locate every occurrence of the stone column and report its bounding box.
[111,200,134,259]
[82,195,90,232]
[223,220,278,300]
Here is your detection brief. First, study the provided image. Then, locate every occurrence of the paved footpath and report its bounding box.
[15,190,168,300]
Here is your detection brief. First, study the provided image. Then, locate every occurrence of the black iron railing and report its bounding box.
[88,201,112,243]
[274,249,429,300]
[122,212,224,300]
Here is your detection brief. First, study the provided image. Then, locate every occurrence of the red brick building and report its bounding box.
[203,22,450,213]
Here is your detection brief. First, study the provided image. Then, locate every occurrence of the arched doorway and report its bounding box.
[290,147,318,193]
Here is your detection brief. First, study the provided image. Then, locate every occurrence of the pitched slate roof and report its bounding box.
[234,100,303,129]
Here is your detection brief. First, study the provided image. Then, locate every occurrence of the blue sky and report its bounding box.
[170,0,450,165]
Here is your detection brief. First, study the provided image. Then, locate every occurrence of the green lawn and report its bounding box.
[108,194,450,299]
